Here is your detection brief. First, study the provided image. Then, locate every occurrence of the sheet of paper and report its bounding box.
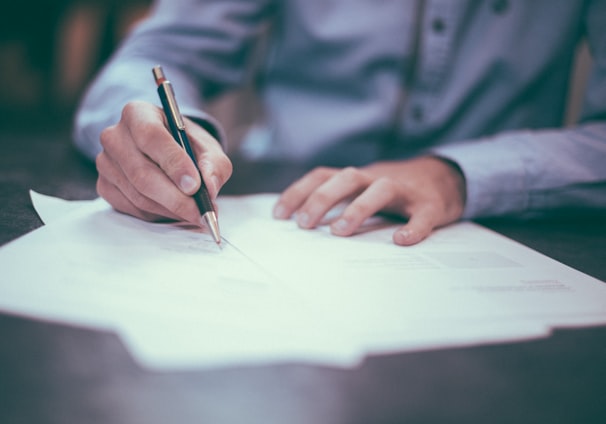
[5,193,360,369]
[217,195,606,354]
[31,191,90,224]
[0,191,604,370]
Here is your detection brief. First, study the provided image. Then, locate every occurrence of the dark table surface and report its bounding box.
[1,129,605,424]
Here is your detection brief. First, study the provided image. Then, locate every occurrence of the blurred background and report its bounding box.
[0,0,151,132]
[0,0,261,150]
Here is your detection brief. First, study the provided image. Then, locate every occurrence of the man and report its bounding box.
[73,0,606,246]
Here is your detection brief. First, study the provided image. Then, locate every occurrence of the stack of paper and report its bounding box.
[0,191,604,370]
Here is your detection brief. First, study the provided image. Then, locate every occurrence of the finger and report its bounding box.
[100,115,201,225]
[273,167,337,219]
[185,119,233,199]
[392,205,440,246]
[97,175,166,222]
[96,152,180,221]
[294,167,371,229]
[330,178,397,237]
[121,101,202,196]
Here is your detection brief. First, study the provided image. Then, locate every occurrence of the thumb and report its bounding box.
[392,207,438,246]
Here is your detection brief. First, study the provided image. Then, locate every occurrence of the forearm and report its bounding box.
[72,0,273,160]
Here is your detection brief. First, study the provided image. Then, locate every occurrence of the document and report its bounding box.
[0,191,604,370]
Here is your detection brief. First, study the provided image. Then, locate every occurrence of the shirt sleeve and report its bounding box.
[433,124,606,219]
[433,0,606,219]
[72,0,274,161]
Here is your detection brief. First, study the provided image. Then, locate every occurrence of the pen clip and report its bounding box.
[152,65,185,130]
[163,83,186,130]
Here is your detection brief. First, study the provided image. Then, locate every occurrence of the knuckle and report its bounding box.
[346,201,370,217]
[136,123,164,152]
[340,166,366,183]
[122,103,165,149]
[95,152,106,173]
[99,125,118,151]
[129,167,153,193]
[96,153,124,187]
[126,188,151,212]
[308,189,333,206]
[121,100,144,122]
[399,177,417,191]
[96,177,110,200]
[162,147,188,174]
[374,177,398,193]
[340,166,359,178]
[218,156,233,180]
[310,166,335,180]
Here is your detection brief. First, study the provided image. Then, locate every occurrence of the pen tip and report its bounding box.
[202,212,221,247]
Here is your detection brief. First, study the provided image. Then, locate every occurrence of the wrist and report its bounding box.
[427,155,467,216]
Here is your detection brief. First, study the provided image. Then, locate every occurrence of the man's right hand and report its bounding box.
[95,100,232,226]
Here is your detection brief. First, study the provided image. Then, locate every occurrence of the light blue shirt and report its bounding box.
[73,0,606,219]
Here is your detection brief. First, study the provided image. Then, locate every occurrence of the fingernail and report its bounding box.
[180,175,197,193]
[332,218,349,234]
[297,212,310,228]
[273,203,288,219]
[394,229,411,244]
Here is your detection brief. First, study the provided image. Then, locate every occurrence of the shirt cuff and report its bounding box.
[181,108,228,151]
[431,136,530,219]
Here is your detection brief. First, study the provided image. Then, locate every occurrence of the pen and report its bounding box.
[152,65,221,245]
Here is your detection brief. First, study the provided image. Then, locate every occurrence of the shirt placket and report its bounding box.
[399,0,463,140]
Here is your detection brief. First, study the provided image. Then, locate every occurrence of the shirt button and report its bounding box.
[411,105,424,122]
[431,18,446,33]
[492,0,509,14]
